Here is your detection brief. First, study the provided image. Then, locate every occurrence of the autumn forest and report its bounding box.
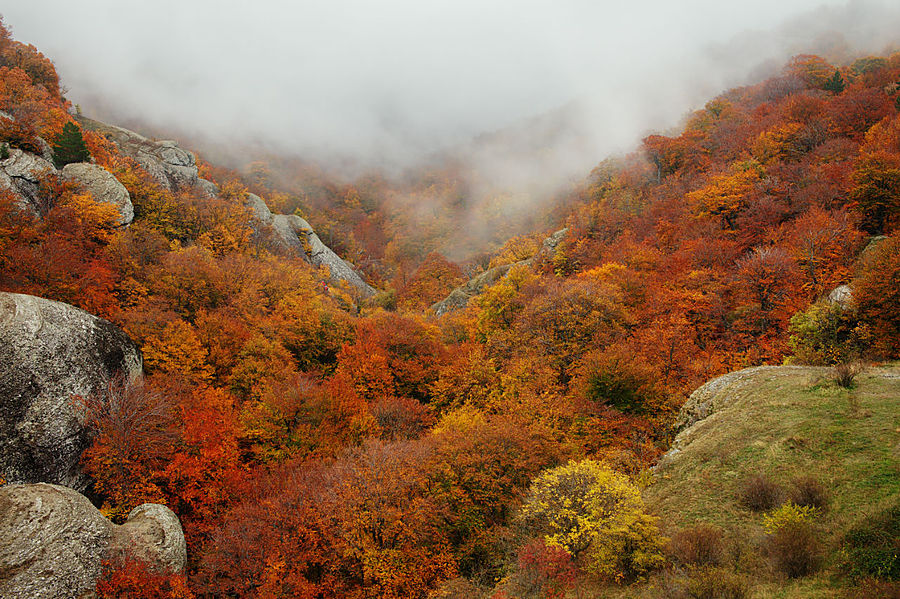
[0,10,899,599]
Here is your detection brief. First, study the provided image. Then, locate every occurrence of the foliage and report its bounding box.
[839,500,900,581]
[576,347,668,415]
[788,299,869,365]
[2,18,900,596]
[823,70,846,94]
[669,524,725,567]
[507,539,577,599]
[833,360,866,388]
[519,459,666,581]
[679,566,749,599]
[762,502,818,534]
[851,152,900,234]
[80,377,176,521]
[739,473,782,512]
[765,513,823,578]
[789,476,829,511]
[51,121,91,168]
[854,235,900,358]
[687,160,763,229]
[397,251,465,310]
[95,558,193,599]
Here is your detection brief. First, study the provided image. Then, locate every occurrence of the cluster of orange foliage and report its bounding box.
[1,16,899,596]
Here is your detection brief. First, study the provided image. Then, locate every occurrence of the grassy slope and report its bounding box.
[608,364,899,598]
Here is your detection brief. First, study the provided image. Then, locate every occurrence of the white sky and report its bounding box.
[4,1,900,171]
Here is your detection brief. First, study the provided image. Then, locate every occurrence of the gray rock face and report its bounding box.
[245,193,377,298]
[827,284,853,306]
[61,163,134,226]
[0,483,110,599]
[107,504,187,574]
[0,484,186,599]
[431,263,516,317]
[0,149,55,214]
[431,228,568,316]
[95,124,202,192]
[0,293,142,491]
[284,215,377,298]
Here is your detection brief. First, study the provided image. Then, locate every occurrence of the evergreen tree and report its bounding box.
[824,70,846,94]
[51,121,91,168]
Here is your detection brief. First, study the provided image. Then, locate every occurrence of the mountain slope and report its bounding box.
[635,364,900,597]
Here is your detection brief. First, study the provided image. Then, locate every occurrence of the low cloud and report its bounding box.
[4,0,900,232]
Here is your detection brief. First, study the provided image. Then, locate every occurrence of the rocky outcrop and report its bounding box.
[0,483,186,599]
[82,119,217,195]
[827,284,852,306]
[246,193,377,298]
[0,147,133,223]
[0,292,142,491]
[106,503,187,574]
[286,214,377,298]
[0,149,55,214]
[431,262,516,317]
[656,365,827,468]
[431,228,568,316]
[61,163,134,226]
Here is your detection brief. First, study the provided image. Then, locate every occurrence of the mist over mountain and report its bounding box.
[6,0,900,182]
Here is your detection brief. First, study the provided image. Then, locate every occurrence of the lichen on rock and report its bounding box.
[0,483,186,599]
[0,292,142,491]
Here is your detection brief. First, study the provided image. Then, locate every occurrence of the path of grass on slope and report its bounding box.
[633,364,900,598]
[647,364,899,535]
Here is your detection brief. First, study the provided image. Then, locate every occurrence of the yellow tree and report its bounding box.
[142,319,214,382]
[687,160,764,229]
[519,460,665,582]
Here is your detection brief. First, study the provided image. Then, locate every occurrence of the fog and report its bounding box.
[5,1,900,182]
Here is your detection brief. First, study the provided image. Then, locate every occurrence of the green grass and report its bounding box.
[586,363,899,598]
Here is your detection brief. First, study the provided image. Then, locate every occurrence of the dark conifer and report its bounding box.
[823,70,845,94]
[51,121,91,168]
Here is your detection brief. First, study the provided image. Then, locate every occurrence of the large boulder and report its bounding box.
[61,163,134,226]
[107,503,187,574]
[0,149,55,214]
[0,483,186,599]
[0,292,142,491]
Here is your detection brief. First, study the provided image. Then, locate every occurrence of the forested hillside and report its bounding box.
[0,15,898,598]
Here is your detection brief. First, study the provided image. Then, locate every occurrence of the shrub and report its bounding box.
[579,348,666,415]
[763,502,818,533]
[428,577,487,599]
[508,539,577,599]
[670,524,725,567]
[856,579,900,599]
[764,503,822,579]
[789,476,829,511]
[519,459,667,582]
[95,558,193,599]
[788,299,869,365]
[683,566,749,599]
[834,360,865,388]
[0,116,41,153]
[740,473,782,512]
[840,501,900,581]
